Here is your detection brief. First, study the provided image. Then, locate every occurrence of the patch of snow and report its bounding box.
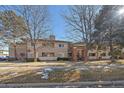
[0,72,9,75]
[96,66,103,68]
[0,67,14,70]
[64,86,78,88]
[9,72,18,76]
[104,66,110,69]
[43,68,54,72]
[103,66,111,72]
[66,64,72,67]
[40,67,54,79]
[76,67,89,71]
[41,73,48,79]
[109,64,117,66]
[89,66,96,69]
[98,85,102,88]
[118,65,124,68]
[36,72,43,75]
[55,86,78,88]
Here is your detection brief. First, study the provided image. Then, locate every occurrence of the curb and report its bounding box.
[0,80,124,87]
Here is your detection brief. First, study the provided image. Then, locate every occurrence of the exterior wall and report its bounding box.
[70,44,86,62]
[37,41,68,60]
[72,47,77,62]
[88,49,111,60]
[9,44,27,59]
[13,40,69,60]
[9,38,124,61]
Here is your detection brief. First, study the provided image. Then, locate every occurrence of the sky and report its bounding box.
[48,5,68,41]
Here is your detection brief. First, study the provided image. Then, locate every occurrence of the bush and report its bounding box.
[8,58,17,61]
[26,58,41,62]
[26,58,34,62]
[57,57,69,61]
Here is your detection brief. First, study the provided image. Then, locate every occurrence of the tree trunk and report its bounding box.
[14,44,17,60]
[84,46,88,62]
[109,39,116,63]
[33,44,37,62]
[96,46,99,60]
[25,39,28,62]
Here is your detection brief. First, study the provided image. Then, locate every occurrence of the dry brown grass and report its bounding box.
[0,60,124,83]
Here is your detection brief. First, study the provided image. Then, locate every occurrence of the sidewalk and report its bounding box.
[1,80,124,88]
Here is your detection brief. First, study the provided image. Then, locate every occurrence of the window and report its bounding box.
[101,53,106,56]
[59,44,64,48]
[49,53,55,57]
[89,53,96,56]
[42,52,47,57]
[42,43,47,47]
[27,49,31,52]
[48,42,54,48]
[20,53,25,57]
[42,42,54,48]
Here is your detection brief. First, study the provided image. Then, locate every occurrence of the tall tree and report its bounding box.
[94,5,124,62]
[91,29,104,59]
[14,5,50,62]
[0,10,27,59]
[63,5,99,62]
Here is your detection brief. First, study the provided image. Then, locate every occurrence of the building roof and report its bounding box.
[15,37,85,45]
[37,39,71,43]
[11,39,70,46]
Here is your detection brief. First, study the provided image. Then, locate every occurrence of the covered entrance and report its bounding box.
[71,44,86,62]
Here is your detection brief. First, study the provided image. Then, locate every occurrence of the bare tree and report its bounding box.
[13,5,50,62]
[0,10,27,60]
[63,5,99,62]
[95,5,124,62]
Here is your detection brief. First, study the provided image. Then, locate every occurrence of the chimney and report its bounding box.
[49,35,55,40]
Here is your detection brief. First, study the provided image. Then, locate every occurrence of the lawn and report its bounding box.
[0,60,124,84]
[0,61,67,84]
[84,60,124,65]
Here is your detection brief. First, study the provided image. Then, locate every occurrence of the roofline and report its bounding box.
[37,39,71,43]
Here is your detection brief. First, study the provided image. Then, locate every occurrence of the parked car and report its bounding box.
[0,56,7,61]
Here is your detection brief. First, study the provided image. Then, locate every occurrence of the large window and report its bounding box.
[42,52,47,57]
[42,42,54,48]
[49,53,55,57]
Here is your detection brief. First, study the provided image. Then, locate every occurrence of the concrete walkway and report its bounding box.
[1,80,124,88]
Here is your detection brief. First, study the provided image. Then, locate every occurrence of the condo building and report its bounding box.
[9,35,124,61]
